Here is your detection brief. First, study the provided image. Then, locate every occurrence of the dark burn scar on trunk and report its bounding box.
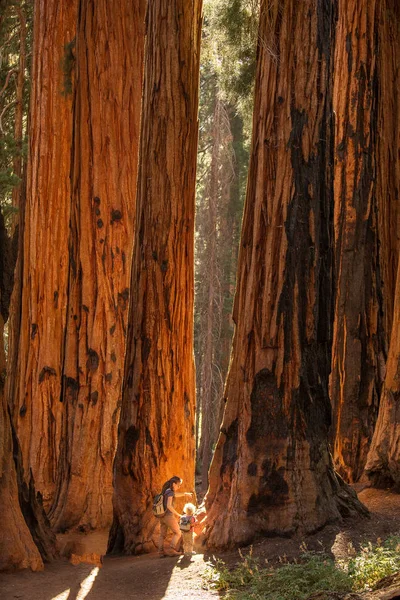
[39,366,57,383]
[246,369,288,444]
[220,418,238,476]
[118,288,129,311]
[63,376,79,402]
[247,462,289,514]
[86,349,99,372]
[141,337,151,362]
[125,426,140,455]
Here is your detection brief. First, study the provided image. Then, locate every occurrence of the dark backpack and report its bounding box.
[152,493,165,518]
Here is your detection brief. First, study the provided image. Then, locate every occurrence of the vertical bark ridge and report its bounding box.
[365,257,400,488]
[330,0,385,482]
[49,0,146,532]
[10,0,77,508]
[375,0,400,335]
[203,0,366,550]
[0,211,44,571]
[108,0,202,554]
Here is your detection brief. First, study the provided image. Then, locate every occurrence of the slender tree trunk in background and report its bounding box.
[9,0,77,508]
[330,0,385,483]
[203,0,367,550]
[108,0,202,555]
[0,209,42,571]
[199,98,220,491]
[216,109,245,426]
[49,0,145,532]
[375,0,400,336]
[365,255,400,488]
[11,2,26,230]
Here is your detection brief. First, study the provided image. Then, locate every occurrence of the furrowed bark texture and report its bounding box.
[375,1,400,335]
[49,0,145,532]
[10,0,77,508]
[365,254,400,488]
[109,0,202,555]
[203,0,367,550]
[330,0,385,483]
[0,212,43,572]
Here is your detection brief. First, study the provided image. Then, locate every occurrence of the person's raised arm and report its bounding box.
[174,491,193,499]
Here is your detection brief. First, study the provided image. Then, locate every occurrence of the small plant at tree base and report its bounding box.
[346,535,400,591]
[206,548,352,600]
[206,535,400,599]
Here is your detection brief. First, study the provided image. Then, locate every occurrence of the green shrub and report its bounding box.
[207,549,352,600]
[347,536,400,591]
[206,535,400,599]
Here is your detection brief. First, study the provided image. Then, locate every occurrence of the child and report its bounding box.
[179,502,197,556]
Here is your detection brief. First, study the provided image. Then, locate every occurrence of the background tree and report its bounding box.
[203,0,367,550]
[48,0,146,532]
[109,0,202,554]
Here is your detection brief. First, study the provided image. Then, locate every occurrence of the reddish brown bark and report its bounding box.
[330,0,386,483]
[375,0,400,335]
[203,0,367,550]
[10,0,77,508]
[48,0,145,532]
[365,254,400,488]
[0,212,43,572]
[108,0,202,555]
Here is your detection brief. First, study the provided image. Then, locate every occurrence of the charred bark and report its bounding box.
[49,0,145,532]
[330,0,386,483]
[108,0,202,554]
[203,0,367,550]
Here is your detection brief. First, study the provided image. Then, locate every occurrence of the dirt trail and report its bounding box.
[0,488,399,600]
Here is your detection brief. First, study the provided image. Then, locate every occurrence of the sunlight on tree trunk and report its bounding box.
[109,0,202,554]
[203,0,367,550]
[49,0,145,532]
[9,0,77,509]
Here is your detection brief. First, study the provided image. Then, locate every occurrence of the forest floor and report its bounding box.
[0,487,399,600]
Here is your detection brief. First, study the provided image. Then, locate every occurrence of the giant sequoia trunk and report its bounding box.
[49,0,145,532]
[364,1,400,491]
[0,211,43,572]
[330,0,386,483]
[108,0,202,555]
[365,257,400,488]
[10,0,77,508]
[203,0,367,550]
[375,0,400,335]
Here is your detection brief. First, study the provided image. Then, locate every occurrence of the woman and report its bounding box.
[158,476,193,557]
